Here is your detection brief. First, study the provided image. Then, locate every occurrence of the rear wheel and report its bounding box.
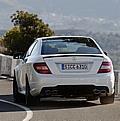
[13,71,25,103]
[100,93,114,104]
[25,75,40,106]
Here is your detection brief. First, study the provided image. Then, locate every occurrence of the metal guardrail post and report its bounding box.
[114,70,120,97]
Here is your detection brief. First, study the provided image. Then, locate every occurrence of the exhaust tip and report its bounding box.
[93,89,100,95]
[93,89,107,96]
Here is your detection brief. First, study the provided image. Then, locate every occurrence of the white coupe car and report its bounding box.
[13,36,115,105]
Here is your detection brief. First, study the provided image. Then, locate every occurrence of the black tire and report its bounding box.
[13,71,25,103]
[100,93,114,104]
[25,75,40,106]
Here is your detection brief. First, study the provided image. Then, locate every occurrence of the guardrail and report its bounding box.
[114,70,120,96]
[0,54,20,77]
[0,54,120,95]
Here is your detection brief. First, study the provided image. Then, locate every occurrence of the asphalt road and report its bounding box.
[0,79,120,121]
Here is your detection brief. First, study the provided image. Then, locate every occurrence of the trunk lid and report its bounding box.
[42,54,104,75]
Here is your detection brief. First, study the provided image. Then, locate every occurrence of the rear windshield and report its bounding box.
[41,37,102,55]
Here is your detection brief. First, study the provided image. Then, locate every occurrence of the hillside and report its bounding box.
[55,29,120,70]
[0,29,119,70]
[0,0,120,33]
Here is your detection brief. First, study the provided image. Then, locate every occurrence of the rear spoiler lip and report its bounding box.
[43,54,104,59]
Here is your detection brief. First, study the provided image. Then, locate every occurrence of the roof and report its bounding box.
[36,36,93,41]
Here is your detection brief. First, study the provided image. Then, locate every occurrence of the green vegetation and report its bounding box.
[3,10,54,54]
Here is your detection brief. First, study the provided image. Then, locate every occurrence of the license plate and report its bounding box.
[61,63,89,71]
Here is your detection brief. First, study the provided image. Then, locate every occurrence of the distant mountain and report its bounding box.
[0,0,120,33]
[55,29,120,70]
[41,13,120,33]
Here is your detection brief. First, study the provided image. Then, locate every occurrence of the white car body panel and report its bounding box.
[14,36,115,98]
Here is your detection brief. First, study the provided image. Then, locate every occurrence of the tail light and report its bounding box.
[98,61,112,73]
[33,63,52,74]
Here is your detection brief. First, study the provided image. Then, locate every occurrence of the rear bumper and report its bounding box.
[40,85,109,97]
[29,72,115,97]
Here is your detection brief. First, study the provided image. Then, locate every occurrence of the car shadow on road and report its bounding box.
[30,98,100,111]
[0,94,101,112]
[0,94,24,112]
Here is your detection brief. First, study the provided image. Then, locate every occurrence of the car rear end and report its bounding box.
[30,36,114,103]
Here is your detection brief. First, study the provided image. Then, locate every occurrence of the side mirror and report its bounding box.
[13,52,25,59]
[104,51,107,56]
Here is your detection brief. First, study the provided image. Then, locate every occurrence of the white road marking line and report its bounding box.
[0,99,33,121]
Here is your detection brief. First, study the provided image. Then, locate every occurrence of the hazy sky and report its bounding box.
[0,0,120,29]
[0,0,120,18]
[37,0,120,19]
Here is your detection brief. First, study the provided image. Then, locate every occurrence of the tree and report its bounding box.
[4,10,54,54]
[4,26,23,53]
